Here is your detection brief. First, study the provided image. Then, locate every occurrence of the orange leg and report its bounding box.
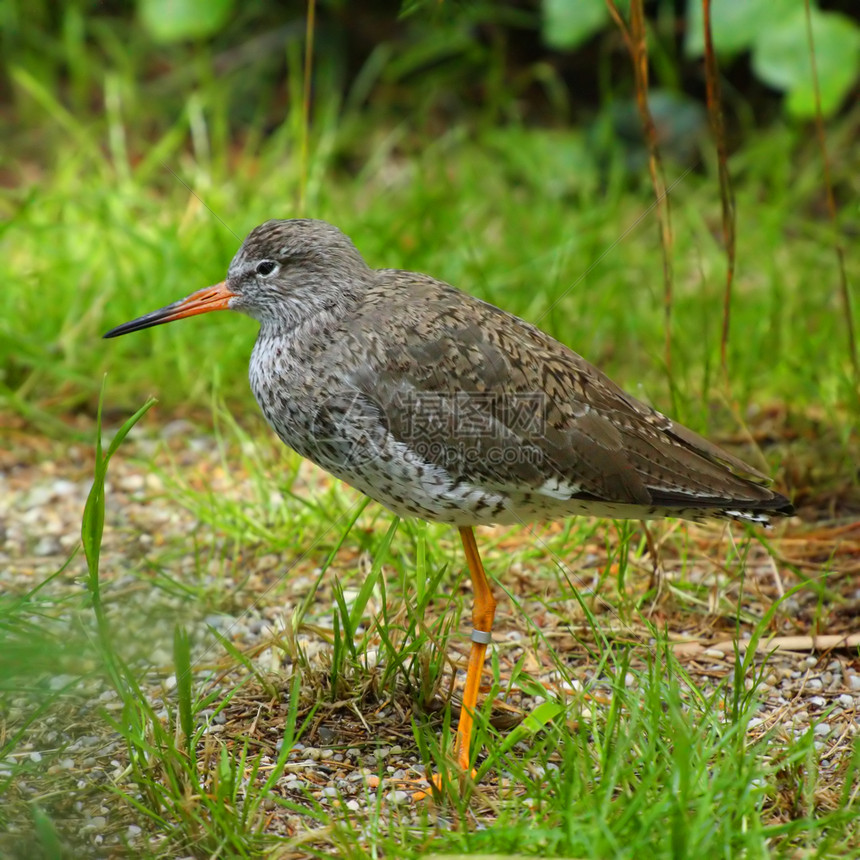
[454,525,497,771]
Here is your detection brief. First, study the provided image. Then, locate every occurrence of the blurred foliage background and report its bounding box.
[4,0,857,138]
[0,0,857,434]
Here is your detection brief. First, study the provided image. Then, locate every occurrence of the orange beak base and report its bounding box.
[103,282,236,339]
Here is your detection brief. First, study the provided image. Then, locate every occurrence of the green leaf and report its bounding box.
[348,516,398,632]
[685,0,797,58]
[173,626,194,746]
[31,805,64,857]
[753,9,860,118]
[685,2,860,118]
[520,700,564,733]
[542,0,609,51]
[138,0,234,44]
[473,699,564,784]
[489,701,563,761]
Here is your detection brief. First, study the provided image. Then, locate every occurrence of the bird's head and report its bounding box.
[103,219,372,339]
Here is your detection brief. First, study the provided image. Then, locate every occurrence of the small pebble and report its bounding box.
[806,678,823,692]
[33,536,61,556]
[838,694,853,708]
[119,473,145,492]
[560,679,583,694]
[814,723,831,737]
[386,790,409,804]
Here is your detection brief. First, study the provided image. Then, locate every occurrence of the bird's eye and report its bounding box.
[256,260,278,276]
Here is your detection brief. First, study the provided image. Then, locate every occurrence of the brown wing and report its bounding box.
[346,273,786,512]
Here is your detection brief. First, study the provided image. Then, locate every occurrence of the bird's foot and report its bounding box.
[421,763,477,801]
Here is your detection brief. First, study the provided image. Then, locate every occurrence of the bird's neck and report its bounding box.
[257,283,364,341]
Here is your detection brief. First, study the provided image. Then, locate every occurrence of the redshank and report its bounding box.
[104,218,793,773]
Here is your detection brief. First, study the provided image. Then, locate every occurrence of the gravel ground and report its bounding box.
[1,415,858,855]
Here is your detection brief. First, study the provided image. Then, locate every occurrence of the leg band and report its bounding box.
[470,628,493,645]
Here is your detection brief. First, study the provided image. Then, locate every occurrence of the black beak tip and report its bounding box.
[103,324,130,339]
[102,316,162,339]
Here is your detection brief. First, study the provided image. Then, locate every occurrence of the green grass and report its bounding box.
[2,6,859,858]
[3,394,858,856]
[3,109,857,439]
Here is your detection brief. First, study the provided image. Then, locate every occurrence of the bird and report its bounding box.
[104,218,793,777]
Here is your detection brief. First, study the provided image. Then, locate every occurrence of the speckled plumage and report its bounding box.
[205,218,791,528]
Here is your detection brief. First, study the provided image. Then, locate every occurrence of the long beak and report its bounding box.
[103,282,236,339]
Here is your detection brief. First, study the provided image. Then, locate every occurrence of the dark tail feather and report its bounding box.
[650,488,794,526]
